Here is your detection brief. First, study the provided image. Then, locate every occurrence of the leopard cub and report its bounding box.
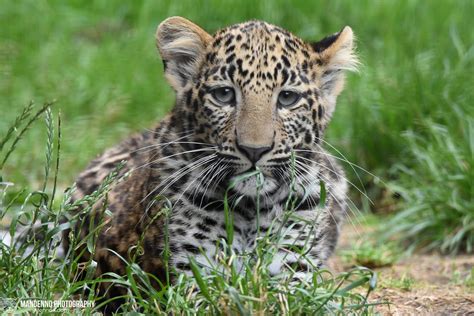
[65,16,358,310]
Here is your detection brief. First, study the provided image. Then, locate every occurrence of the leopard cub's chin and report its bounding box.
[231,175,279,197]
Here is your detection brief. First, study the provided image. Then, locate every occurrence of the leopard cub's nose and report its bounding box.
[236,143,273,163]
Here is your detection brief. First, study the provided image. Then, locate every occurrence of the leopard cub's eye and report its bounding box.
[211,87,235,105]
[277,90,301,108]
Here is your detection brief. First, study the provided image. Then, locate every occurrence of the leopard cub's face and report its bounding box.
[156,17,357,196]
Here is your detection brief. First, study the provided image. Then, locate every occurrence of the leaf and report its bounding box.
[319,180,326,209]
[189,257,212,302]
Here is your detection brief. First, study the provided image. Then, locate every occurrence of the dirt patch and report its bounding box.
[329,223,474,315]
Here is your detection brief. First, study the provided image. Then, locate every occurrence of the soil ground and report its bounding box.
[329,223,474,315]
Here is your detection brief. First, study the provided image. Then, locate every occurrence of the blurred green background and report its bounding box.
[1,0,473,251]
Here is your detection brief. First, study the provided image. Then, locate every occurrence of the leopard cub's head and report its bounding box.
[156,17,358,195]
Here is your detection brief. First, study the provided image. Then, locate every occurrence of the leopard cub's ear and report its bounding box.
[311,26,359,99]
[156,17,212,91]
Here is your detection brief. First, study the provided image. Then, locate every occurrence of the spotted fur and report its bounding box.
[65,17,358,311]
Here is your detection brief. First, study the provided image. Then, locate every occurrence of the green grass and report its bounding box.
[380,275,415,292]
[0,104,377,314]
[1,0,472,189]
[382,115,474,254]
[342,240,401,269]
[451,267,474,289]
[464,268,474,289]
[1,0,474,311]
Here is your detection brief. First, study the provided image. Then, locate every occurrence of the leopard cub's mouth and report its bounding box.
[238,165,257,175]
[229,169,279,197]
[234,164,276,179]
